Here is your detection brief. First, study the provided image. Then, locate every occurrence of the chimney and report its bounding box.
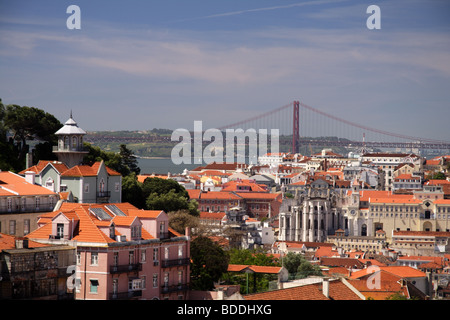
[24,171,35,185]
[15,238,29,249]
[322,277,330,298]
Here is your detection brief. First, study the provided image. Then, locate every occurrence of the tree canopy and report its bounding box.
[190,236,229,291]
[0,100,62,171]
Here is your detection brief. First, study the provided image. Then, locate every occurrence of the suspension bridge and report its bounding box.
[87,100,450,154]
[216,101,450,154]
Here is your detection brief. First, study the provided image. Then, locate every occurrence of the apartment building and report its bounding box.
[360,153,422,191]
[26,202,190,300]
[0,171,59,237]
[0,233,76,300]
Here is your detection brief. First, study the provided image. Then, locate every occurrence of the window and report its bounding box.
[153,248,158,262]
[164,247,169,260]
[77,252,81,265]
[178,245,183,257]
[84,183,89,193]
[153,274,158,288]
[57,223,64,238]
[129,251,134,265]
[35,197,40,209]
[113,252,118,266]
[164,273,169,286]
[141,249,146,263]
[91,252,98,265]
[24,219,30,235]
[129,279,142,291]
[9,220,15,235]
[115,182,120,192]
[90,279,99,293]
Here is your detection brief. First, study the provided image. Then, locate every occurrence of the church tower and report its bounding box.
[53,112,88,168]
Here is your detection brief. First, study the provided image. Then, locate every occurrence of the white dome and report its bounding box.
[55,116,87,135]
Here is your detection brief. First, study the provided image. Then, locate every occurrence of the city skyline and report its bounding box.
[1,0,449,141]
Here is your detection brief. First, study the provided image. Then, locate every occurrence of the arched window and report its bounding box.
[99,179,105,192]
[64,136,69,149]
[361,224,367,236]
[72,136,78,148]
[45,177,55,192]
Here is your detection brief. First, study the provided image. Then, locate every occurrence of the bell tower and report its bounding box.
[53,112,89,168]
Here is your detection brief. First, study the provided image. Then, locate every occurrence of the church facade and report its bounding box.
[278,178,450,246]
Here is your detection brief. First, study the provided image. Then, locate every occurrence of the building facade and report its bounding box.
[0,171,59,237]
[26,202,190,300]
[0,234,76,300]
[278,177,450,244]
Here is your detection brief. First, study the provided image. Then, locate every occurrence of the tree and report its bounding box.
[146,189,199,216]
[429,171,446,180]
[0,102,62,170]
[118,144,140,176]
[283,252,304,274]
[282,252,322,279]
[83,143,122,172]
[121,173,145,208]
[168,210,199,235]
[142,177,188,199]
[0,99,19,171]
[143,177,199,216]
[228,248,280,267]
[190,236,229,290]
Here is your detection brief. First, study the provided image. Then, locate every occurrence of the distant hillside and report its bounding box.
[85,130,357,158]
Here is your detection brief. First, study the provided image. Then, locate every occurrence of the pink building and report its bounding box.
[26,202,190,300]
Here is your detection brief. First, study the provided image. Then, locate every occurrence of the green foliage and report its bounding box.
[222,249,280,294]
[385,292,408,300]
[121,173,145,208]
[190,236,229,291]
[282,252,322,279]
[228,248,280,267]
[0,100,62,171]
[428,171,446,180]
[83,143,122,171]
[168,210,199,235]
[119,144,140,176]
[142,177,199,216]
[142,177,188,199]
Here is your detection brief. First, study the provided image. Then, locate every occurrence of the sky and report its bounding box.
[0,0,449,141]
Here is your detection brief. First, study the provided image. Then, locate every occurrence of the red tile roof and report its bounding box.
[0,171,57,196]
[26,202,165,244]
[227,264,282,274]
[0,233,49,250]
[244,279,362,300]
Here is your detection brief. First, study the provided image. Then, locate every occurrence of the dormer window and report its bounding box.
[109,224,115,239]
[57,223,64,239]
[131,225,141,239]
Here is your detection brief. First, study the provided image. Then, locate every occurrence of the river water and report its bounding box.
[137,158,202,174]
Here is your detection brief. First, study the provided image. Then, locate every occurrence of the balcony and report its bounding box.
[159,232,170,240]
[97,191,111,203]
[160,283,189,294]
[420,213,435,220]
[110,263,142,274]
[53,145,89,153]
[109,290,142,300]
[161,258,190,268]
[0,203,56,214]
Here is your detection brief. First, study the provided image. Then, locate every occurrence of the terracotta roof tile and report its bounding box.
[244,279,362,300]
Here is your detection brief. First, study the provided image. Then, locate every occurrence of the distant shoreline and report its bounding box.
[137,156,171,160]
